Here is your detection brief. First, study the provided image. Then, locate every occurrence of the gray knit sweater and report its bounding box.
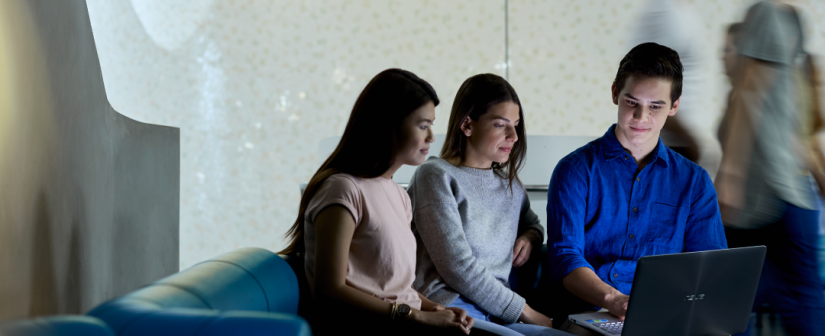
[408,157,544,324]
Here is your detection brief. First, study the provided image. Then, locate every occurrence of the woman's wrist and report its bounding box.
[519,303,534,321]
[407,308,422,323]
[420,299,440,311]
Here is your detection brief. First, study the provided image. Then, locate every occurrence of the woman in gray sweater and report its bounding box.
[408,74,569,336]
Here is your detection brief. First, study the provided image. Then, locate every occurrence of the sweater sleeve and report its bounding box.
[518,189,545,244]
[410,164,525,324]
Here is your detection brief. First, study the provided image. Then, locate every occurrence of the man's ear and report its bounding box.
[460,116,472,137]
[611,81,619,105]
[669,97,680,116]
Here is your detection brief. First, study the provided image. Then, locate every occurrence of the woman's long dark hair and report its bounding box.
[280,69,439,255]
[440,73,526,191]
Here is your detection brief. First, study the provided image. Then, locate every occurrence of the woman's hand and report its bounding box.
[519,304,553,328]
[513,229,541,267]
[409,307,474,335]
[418,292,446,312]
[421,301,446,312]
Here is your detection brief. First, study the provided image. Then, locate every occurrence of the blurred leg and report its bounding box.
[767,204,825,336]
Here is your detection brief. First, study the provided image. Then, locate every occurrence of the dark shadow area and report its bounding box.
[63,183,86,314]
[28,191,57,316]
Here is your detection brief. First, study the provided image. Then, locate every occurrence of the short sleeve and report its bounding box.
[305,174,363,225]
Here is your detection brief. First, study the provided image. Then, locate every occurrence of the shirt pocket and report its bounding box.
[648,202,688,247]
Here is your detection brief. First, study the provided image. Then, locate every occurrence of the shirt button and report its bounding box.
[624,156,628,160]
[632,207,638,212]
[629,234,635,239]
[636,177,640,182]
[613,273,618,278]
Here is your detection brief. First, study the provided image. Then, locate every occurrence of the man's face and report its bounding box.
[612,75,679,150]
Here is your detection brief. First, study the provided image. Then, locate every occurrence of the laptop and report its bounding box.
[569,246,766,336]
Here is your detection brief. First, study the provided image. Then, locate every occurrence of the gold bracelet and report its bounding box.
[390,302,398,320]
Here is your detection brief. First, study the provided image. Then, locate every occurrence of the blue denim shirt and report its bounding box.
[546,125,727,296]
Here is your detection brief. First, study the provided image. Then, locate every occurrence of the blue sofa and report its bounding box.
[0,316,114,336]
[88,247,311,336]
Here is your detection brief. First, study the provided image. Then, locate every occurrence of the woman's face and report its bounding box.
[461,101,520,168]
[396,101,436,166]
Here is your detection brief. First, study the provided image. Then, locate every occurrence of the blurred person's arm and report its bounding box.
[715,57,777,222]
[802,54,825,198]
[805,137,825,196]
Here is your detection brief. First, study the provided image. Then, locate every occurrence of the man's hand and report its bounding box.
[563,267,631,321]
[513,230,541,267]
[603,292,630,320]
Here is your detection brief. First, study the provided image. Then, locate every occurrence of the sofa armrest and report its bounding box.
[0,316,114,336]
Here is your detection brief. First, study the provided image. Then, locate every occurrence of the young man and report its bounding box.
[543,42,727,332]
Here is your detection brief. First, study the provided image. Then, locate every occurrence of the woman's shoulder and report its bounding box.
[318,173,362,196]
[304,173,365,224]
[413,157,459,179]
[409,157,460,200]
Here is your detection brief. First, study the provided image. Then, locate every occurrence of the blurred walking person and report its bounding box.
[627,0,721,176]
[716,2,825,335]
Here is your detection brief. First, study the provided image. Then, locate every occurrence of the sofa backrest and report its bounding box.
[88,247,300,331]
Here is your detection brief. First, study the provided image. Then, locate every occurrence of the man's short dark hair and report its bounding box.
[613,42,683,106]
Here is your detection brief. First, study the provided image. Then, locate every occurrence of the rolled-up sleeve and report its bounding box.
[546,156,594,281]
[685,170,728,252]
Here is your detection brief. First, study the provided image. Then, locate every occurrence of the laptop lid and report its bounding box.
[622,246,766,336]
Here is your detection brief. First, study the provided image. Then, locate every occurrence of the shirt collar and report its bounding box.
[602,124,669,167]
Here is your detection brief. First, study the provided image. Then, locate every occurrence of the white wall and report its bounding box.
[0,0,179,319]
[86,0,825,269]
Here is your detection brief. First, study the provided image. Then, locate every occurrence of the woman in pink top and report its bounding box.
[280,69,477,335]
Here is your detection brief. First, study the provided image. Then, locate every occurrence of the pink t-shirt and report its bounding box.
[304,173,421,309]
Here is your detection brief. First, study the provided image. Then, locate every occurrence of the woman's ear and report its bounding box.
[460,117,472,137]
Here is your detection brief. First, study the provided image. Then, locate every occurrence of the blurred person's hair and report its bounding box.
[614,42,683,106]
[727,22,742,37]
[280,68,439,255]
[786,5,805,55]
[440,73,526,192]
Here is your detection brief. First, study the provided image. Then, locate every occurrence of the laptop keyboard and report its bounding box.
[594,321,623,335]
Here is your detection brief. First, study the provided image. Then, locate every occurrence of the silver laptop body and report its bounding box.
[569,246,766,336]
